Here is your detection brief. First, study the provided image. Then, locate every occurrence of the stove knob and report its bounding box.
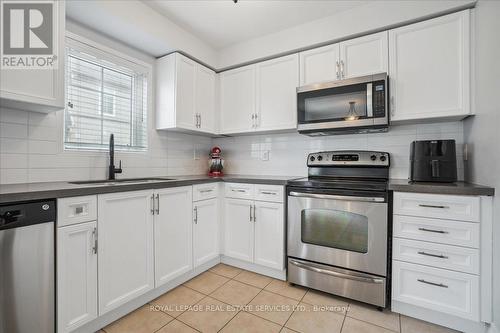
[310,156,315,162]
[317,155,323,161]
[370,155,377,161]
[380,155,387,162]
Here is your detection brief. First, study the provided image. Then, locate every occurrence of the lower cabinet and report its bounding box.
[57,221,98,333]
[97,190,155,315]
[254,201,284,270]
[154,186,193,287]
[193,198,219,267]
[224,198,255,262]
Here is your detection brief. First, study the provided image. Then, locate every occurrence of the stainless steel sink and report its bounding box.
[69,178,175,186]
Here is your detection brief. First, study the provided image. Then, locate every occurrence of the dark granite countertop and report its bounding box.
[0,175,301,204]
[389,179,495,196]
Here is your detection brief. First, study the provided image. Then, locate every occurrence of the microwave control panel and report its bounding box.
[373,80,386,118]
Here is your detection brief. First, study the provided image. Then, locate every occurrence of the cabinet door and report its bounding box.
[299,44,340,85]
[220,64,256,134]
[339,31,388,79]
[196,65,217,133]
[389,11,470,122]
[193,198,219,267]
[155,186,193,287]
[98,190,154,314]
[224,198,254,262]
[0,0,65,112]
[175,54,197,130]
[57,221,97,333]
[254,201,284,270]
[256,54,299,131]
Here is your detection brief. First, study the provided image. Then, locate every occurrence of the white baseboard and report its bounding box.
[221,256,286,280]
[74,257,220,333]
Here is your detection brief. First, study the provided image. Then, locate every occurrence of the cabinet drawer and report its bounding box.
[393,215,479,248]
[393,238,479,274]
[225,183,254,200]
[254,184,283,203]
[193,183,218,201]
[392,261,479,321]
[57,196,97,227]
[393,192,480,222]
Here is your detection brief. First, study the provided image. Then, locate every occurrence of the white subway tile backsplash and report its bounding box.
[0,138,29,154]
[0,154,28,169]
[0,108,28,124]
[0,123,28,139]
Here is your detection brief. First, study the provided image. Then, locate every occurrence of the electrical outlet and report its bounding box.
[261,150,270,161]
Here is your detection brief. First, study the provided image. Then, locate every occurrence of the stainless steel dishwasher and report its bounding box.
[0,200,55,333]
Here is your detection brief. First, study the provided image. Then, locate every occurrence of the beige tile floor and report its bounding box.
[100,264,461,333]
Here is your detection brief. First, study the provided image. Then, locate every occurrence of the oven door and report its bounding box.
[287,189,388,276]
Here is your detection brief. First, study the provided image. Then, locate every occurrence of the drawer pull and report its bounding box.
[418,204,449,209]
[199,189,213,193]
[260,191,277,195]
[418,227,449,234]
[232,189,246,193]
[417,278,448,288]
[417,251,449,259]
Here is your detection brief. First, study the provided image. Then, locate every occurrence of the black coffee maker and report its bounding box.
[409,140,457,183]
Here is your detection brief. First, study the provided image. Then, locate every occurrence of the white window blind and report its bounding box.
[64,38,149,151]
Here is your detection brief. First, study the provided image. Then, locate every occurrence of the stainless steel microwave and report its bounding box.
[297,73,389,136]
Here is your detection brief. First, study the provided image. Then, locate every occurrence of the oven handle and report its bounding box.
[289,259,384,284]
[289,191,385,203]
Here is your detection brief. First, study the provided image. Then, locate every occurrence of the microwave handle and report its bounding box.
[366,83,373,117]
[289,191,385,203]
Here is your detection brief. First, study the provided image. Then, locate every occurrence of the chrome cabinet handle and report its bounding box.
[417,279,448,288]
[418,204,449,209]
[417,251,448,259]
[253,205,256,222]
[232,189,246,193]
[249,205,253,221]
[199,189,213,193]
[199,114,202,128]
[260,191,277,195]
[251,114,255,128]
[194,206,198,224]
[92,227,98,254]
[254,113,258,128]
[151,194,155,215]
[289,259,384,284]
[418,227,449,234]
[340,60,345,78]
[289,191,385,203]
[155,194,160,214]
[335,61,340,79]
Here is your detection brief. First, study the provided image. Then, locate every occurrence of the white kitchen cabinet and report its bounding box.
[256,54,299,131]
[339,31,388,79]
[253,201,284,270]
[219,64,257,134]
[97,190,154,314]
[193,198,219,267]
[224,198,254,262]
[156,53,217,134]
[299,44,340,85]
[0,0,65,112]
[299,31,388,85]
[154,186,193,287]
[57,221,97,333]
[389,11,470,122]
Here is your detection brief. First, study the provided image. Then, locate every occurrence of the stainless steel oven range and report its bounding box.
[287,150,390,308]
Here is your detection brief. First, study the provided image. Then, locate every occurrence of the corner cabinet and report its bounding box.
[299,31,388,85]
[220,54,299,134]
[156,53,217,135]
[389,11,471,122]
[97,190,155,315]
[0,0,65,112]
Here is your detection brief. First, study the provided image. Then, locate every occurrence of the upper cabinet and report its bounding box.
[156,53,217,135]
[0,0,65,112]
[299,31,388,85]
[389,11,470,122]
[220,54,299,134]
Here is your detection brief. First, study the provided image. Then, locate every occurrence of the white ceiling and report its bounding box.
[143,0,369,49]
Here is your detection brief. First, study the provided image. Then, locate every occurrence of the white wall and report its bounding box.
[214,122,465,180]
[0,23,212,185]
[218,0,475,69]
[464,0,500,328]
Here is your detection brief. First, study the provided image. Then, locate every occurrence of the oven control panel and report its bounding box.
[307,151,390,167]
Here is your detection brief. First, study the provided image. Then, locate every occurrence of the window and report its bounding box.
[64,37,149,151]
